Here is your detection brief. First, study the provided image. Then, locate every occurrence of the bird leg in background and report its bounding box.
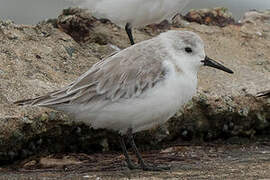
[126,128,170,171]
[125,23,135,45]
[119,135,139,169]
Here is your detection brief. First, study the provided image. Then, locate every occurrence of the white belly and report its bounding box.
[68,71,197,134]
[81,0,190,27]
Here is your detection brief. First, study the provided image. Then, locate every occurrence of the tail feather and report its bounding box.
[256,90,270,97]
[13,87,75,107]
[13,95,51,106]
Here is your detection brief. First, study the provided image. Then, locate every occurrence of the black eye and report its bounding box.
[185,47,193,53]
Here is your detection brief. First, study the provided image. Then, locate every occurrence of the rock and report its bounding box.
[183,7,236,27]
[56,8,149,47]
[240,10,270,24]
[172,13,191,28]
[0,8,270,165]
[57,8,106,44]
[39,156,82,168]
[23,160,37,168]
[239,10,270,39]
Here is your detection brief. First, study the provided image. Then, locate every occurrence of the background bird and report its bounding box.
[15,30,233,171]
[76,0,192,45]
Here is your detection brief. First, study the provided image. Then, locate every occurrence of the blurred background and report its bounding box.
[0,0,270,24]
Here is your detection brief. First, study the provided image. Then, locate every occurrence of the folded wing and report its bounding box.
[14,39,168,107]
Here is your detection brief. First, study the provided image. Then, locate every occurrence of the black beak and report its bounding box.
[201,56,233,74]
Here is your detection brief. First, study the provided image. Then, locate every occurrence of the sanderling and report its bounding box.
[77,0,192,45]
[15,30,233,171]
[257,90,270,97]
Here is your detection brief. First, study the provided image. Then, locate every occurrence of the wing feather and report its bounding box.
[15,38,169,107]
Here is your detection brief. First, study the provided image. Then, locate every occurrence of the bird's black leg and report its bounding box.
[126,128,170,171]
[125,23,135,45]
[119,135,139,169]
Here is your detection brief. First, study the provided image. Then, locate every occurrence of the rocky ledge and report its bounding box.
[0,8,269,165]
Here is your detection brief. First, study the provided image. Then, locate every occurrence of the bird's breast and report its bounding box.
[165,72,197,109]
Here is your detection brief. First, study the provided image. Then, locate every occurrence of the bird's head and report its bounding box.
[163,30,233,75]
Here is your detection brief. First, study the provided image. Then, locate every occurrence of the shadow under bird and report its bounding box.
[15,30,233,171]
[77,0,192,45]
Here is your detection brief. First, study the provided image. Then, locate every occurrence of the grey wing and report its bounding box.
[15,39,168,107]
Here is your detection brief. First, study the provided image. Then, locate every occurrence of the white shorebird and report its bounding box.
[15,30,233,171]
[77,0,192,45]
